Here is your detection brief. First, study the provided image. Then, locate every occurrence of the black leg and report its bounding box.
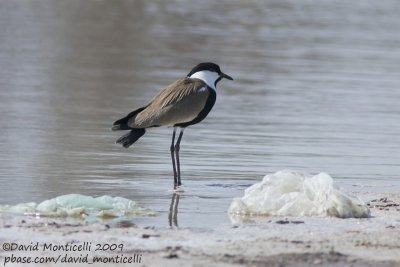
[170,128,177,188]
[175,129,184,186]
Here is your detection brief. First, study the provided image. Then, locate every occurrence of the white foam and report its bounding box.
[0,194,154,218]
[229,170,370,218]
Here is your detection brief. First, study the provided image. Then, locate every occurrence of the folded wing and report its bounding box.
[129,78,210,128]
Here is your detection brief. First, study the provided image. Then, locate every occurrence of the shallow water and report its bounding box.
[1,0,400,228]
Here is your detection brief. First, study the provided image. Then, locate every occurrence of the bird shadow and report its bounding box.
[168,192,180,228]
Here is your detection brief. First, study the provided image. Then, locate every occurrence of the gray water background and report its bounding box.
[1,0,399,227]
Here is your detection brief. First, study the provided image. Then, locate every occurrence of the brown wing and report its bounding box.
[128,78,210,128]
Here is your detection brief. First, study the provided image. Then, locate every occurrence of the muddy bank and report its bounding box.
[0,192,399,267]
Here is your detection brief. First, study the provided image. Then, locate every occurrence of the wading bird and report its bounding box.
[112,62,233,189]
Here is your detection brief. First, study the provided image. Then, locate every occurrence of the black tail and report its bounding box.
[116,129,146,148]
[112,106,147,131]
[113,106,147,148]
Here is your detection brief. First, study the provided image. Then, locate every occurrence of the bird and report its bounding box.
[112,62,233,189]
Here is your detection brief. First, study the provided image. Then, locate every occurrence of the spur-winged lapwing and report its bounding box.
[112,62,233,189]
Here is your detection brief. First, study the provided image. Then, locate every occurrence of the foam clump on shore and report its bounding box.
[229,170,370,218]
[0,194,154,218]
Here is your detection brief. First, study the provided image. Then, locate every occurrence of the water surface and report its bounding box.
[1,0,400,227]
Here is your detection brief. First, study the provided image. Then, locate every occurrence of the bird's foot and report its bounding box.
[173,184,184,193]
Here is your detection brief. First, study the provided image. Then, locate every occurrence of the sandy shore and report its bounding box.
[0,192,399,267]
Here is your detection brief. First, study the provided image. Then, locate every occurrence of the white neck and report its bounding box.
[189,70,219,90]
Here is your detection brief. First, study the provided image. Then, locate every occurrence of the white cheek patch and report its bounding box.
[190,70,219,90]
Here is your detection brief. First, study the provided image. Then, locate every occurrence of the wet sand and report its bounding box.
[1,192,399,267]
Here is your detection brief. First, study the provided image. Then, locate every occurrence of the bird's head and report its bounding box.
[187,62,233,90]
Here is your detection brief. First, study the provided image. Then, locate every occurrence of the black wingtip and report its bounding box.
[112,106,148,132]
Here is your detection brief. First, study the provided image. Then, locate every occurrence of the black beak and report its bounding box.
[220,72,233,81]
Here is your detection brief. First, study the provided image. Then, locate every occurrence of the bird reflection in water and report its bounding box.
[168,193,180,228]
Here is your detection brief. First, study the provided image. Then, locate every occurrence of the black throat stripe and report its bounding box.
[174,87,216,128]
